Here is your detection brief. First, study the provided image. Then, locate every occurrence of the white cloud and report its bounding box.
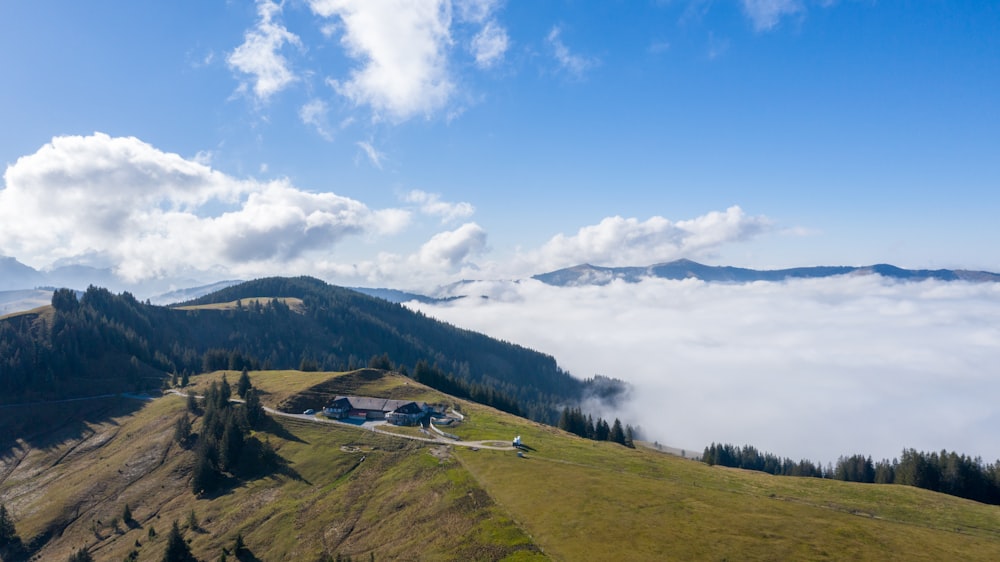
[471,21,509,68]
[526,206,771,271]
[227,0,302,103]
[310,0,455,121]
[741,0,803,31]
[403,189,475,223]
[0,133,408,282]
[414,222,487,269]
[454,0,501,23]
[300,99,333,140]
[355,141,385,169]
[547,26,597,78]
[412,276,1000,463]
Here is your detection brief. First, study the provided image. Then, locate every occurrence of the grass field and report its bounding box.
[174,296,305,312]
[3,369,1000,561]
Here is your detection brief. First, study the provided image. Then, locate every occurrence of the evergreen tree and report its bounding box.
[175,414,192,446]
[610,418,626,446]
[595,418,610,441]
[192,444,218,496]
[162,520,196,562]
[0,504,17,549]
[122,503,133,525]
[243,389,266,430]
[236,368,251,399]
[220,416,245,473]
[67,547,94,562]
[219,375,232,406]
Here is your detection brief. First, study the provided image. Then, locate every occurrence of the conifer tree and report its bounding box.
[67,547,94,562]
[610,418,626,446]
[175,415,192,446]
[243,389,266,430]
[162,520,196,562]
[0,504,17,548]
[236,368,252,399]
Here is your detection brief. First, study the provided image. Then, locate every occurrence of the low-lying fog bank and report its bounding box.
[409,276,1000,464]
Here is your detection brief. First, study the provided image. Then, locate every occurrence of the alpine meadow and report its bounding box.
[2,1,999,561]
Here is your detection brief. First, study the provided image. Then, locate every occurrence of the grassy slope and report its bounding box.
[448,403,1000,561]
[3,370,999,561]
[0,371,541,561]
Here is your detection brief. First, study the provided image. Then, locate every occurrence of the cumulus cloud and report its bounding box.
[227,0,302,103]
[403,189,475,223]
[741,0,803,31]
[414,222,487,269]
[310,0,455,121]
[0,133,409,282]
[547,26,597,78]
[526,206,771,271]
[412,276,1000,463]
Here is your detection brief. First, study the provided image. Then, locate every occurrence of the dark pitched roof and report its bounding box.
[327,395,424,413]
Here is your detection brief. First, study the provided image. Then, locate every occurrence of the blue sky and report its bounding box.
[1,1,998,289]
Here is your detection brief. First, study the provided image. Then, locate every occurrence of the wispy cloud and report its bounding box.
[471,21,509,68]
[741,0,803,32]
[299,99,334,140]
[403,189,475,223]
[227,0,302,103]
[546,26,598,78]
[355,140,385,168]
[413,276,1000,463]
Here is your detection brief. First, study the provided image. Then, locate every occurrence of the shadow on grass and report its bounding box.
[260,415,308,444]
[0,395,147,459]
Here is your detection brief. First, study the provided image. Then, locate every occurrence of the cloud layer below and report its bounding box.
[411,276,1000,463]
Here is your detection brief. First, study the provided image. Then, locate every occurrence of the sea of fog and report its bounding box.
[408,276,1000,464]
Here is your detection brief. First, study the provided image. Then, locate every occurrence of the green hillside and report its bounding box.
[1,370,998,561]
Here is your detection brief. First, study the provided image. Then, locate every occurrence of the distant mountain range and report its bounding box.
[5,254,999,317]
[533,259,1000,287]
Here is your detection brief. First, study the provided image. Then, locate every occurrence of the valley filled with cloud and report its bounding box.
[411,276,1000,464]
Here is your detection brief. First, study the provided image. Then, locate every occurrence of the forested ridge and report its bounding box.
[0,277,606,422]
[704,442,1000,506]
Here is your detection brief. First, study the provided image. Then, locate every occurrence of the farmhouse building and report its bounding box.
[323,396,430,426]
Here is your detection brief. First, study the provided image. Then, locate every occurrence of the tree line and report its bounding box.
[703,442,1000,505]
[557,406,635,448]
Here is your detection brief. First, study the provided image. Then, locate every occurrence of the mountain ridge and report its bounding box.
[532,258,1000,286]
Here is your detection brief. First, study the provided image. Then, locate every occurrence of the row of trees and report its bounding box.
[557,406,635,448]
[410,360,524,417]
[702,443,824,478]
[703,443,1000,505]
